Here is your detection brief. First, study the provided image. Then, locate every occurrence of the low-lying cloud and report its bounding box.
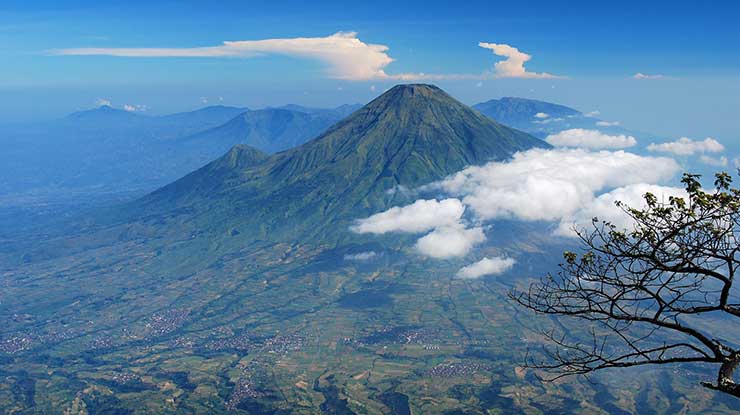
[555,183,687,236]
[344,251,378,261]
[434,149,679,222]
[355,148,682,273]
[456,256,516,279]
[351,198,484,258]
[415,225,486,259]
[352,198,464,234]
[647,137,724,156]
[545,129,637,149]
[355,148,681,266]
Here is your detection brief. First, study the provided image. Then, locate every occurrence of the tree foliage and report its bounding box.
[512,173,740,398]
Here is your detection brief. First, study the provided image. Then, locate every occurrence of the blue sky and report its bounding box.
[1,0,738,141]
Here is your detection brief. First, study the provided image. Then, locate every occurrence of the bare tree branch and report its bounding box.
[511,172,740,398]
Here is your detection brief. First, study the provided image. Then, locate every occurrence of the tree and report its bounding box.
[512,173,740,398]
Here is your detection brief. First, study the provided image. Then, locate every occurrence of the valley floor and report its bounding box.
[2,229,739,414]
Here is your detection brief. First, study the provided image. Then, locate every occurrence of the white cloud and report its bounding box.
[478,42,560,79]
[352,199,483,259]
[415,225,486,259]
[699,155,729,167]
[123,104,148,112]
[351,198,464,234]
[633,73,666,80]
[53,32,395,81]
[555,184,688,236]
[456,256,516,279]
[344,251,378,261]
[95,98,111,107]
[545,129,637,149]
[55,35,561,82]
[534,117,564,124]
[584,110,601,118]
[434,149,679,222]
[595,120,620,127]
[647,137,724,156]
[534,112,549,119]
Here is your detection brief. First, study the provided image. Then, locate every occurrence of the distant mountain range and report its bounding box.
[65,104,249,138]
[0,104,356,204]
[0,90,648,210]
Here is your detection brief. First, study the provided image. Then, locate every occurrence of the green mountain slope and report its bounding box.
[146,144,269,206]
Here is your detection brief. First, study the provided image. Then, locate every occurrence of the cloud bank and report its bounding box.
[456,256,516,279]
[545,129,637,149]
[434,149,679,223]
[355,148,684,276]
[355,149,680,264]
[555,183,688,236]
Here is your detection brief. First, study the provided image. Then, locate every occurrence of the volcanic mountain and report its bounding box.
[136,84,549,241]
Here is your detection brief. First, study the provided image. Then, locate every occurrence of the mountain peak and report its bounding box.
[386,83,441,93]
[218,144,269,170]
[372,84,449,105]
